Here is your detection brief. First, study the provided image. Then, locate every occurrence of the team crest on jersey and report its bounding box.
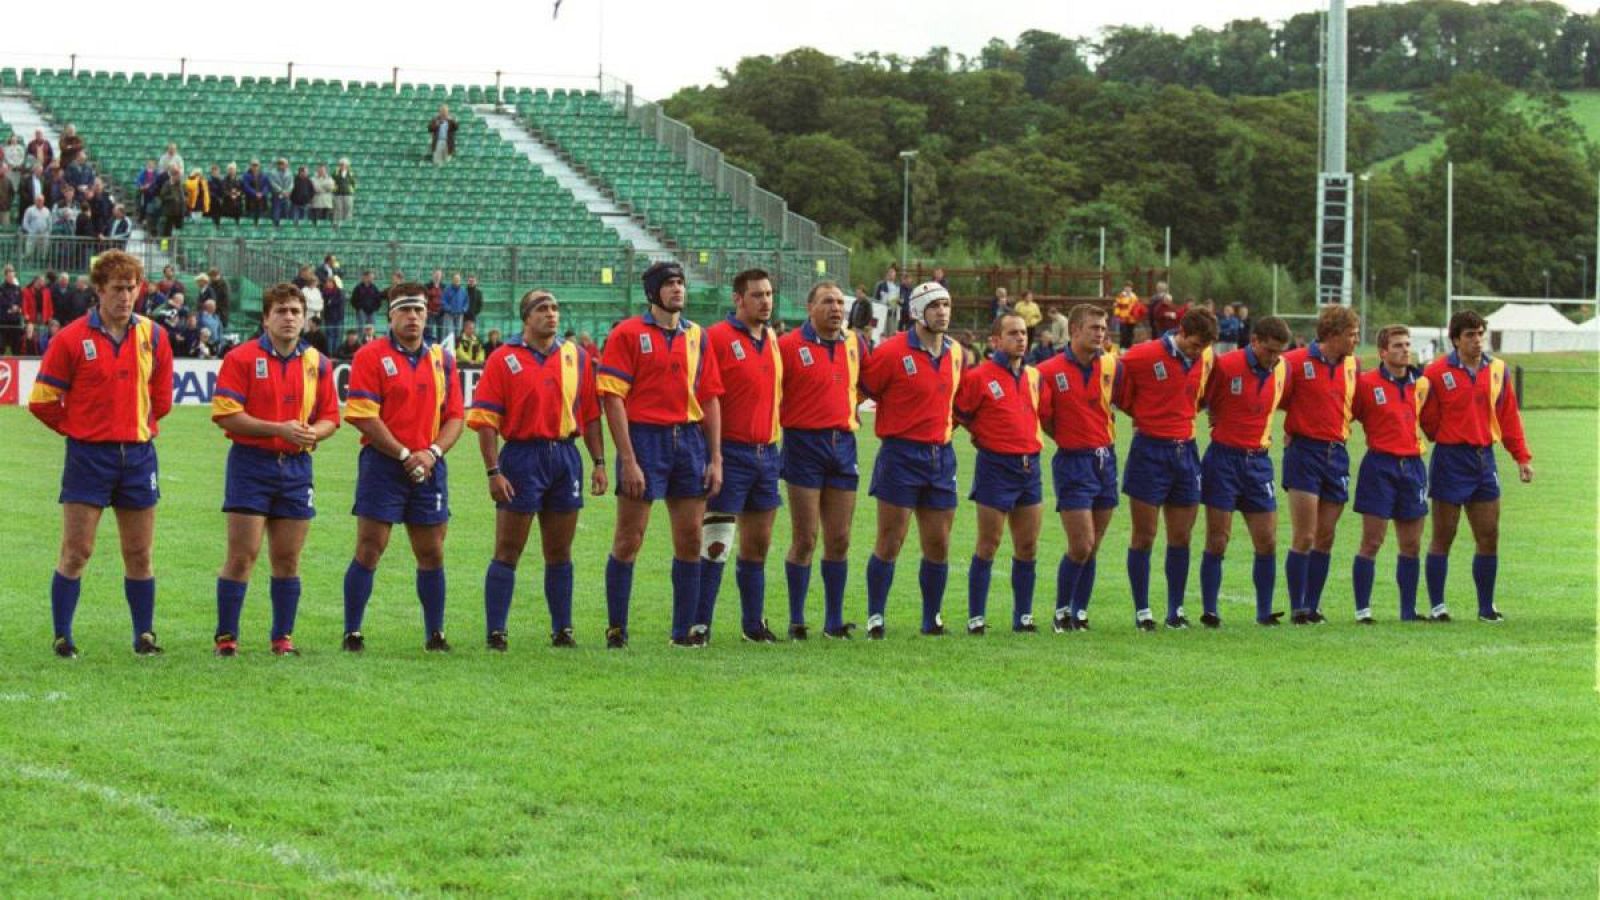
[1373,387,1388,405]
[255,358,269,379]
[1303,361,1316,380]
[987,380,1004,399]
[1230,376,1243,395]
[902,355,918,376]
[381,357,399,377]
[82,339,97,360]
[1441,372,1457,390]
[506,354,523,375]
[731,340,747,361]
[639,334,654,354]
[1153,361,1168,381]
[798,346,814,367]
[1055,372,1070,392]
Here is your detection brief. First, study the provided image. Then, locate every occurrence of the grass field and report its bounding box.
[0,404,1595,895]
[1363,88,1600,172]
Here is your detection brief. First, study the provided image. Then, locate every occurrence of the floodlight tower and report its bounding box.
[1315,0,1353,306]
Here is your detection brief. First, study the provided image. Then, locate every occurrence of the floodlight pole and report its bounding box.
[898,150,918,275]
[1594,169,1599,301]
[1445,160,1454,328]
[1360,171,1371,341]
[1410,248,1420,313]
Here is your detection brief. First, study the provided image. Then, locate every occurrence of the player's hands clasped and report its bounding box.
[409,447,437,482]
[279,420,319,449]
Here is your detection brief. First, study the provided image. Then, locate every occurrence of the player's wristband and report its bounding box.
[397,447,412,463]
[592,457,605,467]
[429,443,444,461]
[486,466,501,477]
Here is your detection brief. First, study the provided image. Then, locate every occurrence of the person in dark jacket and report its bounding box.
[289,166,314,223]
[350,269,384,332]
[465,274,483,322]
[428,105,458,164]
[241,160,268,222]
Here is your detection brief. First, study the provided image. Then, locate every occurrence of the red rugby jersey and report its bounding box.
[1419,352,1531,463]
[1351,367,1429,458]
[706,315,781,445]
[596,311,724,426]
[1279,343,1359,442]
[345,335,464,449]
[466,337,599,441]
[777,321,868,432]
[954,354,1043,455]
[1036,348,1122,451]
[29,309,173,442]
[1114,335,1214,441]
[1203,346,1287,450]
[211,337,340,453]
[860,328,967,444]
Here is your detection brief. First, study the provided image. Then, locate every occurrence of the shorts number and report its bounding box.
[307,488,315,509]
[435,495,442,512]
[1264,481,1275,498]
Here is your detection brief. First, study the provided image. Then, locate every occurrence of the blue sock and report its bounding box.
[125,577,155,643]
[1285,549,1308,612]
[968,555,993,621]
[1306,550,1332,613]
[1397,555,1421,620]
[215,577,248,639]
[736,559,765,633]
[1352,555,1376,612]
[50,572,80,640]
[1425,553,1448,610]
[820,559,847,631]
[605,555,633,634]
[484,559,516,635]
[417,568,446,635]
[1472,554,1498,616]
[1164,545,1189,620]
[866,554,894,619]
[269,576,300,640]
[1057,556,1082,615]
[670,558,699,640]
[695,558,725,630]
[919,560,948,631]
[785,560,810,626]
[1253,553,1276,621]
[343,560,374,633]
[1011,559,1036,627]
[1127,547,1152,613]
[546,561,574,634]
[1200,552,1224,616]
[1073,559,1097,615]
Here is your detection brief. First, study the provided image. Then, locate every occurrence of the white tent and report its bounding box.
[1483,303,1598,353]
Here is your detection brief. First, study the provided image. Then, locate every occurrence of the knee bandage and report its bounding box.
[701,515,736,563]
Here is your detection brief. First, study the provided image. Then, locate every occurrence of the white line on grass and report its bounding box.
[0,692,68,702]
[9,760,413,896]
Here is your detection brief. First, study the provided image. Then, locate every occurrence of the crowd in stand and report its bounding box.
[133,152,359,236]
[5,128,135,268]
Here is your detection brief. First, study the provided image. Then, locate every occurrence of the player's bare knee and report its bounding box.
[1357,537,1384,557]
[821,531,851,561]
[1252,536,1277,555]
[973,534,1001,559]
[222,548,257,580]
[1473,531,1498,555]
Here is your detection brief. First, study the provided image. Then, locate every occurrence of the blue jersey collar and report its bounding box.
[256,333,308,360]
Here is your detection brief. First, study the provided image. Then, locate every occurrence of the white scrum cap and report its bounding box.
[907,281,950,325]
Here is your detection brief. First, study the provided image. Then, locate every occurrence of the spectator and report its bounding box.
[1216,304,1243,352]
[43,274,71,325]
[0,163,12,228]
[204,164,224,223]
[57,125,85,169]
[50,186,79,268]
[289,165,314,223]
[195,327,216,359]
[156,266,181,298]
[428,104,458,165]
[1113,281,1141,347]
[215,163,243,222]
[483,327,503,355]
[578,331,599,361]
[27,129,53,169]
[172,311,201,357]
[424,269,444,339]
[0,266,22,354]
[390,270,405,290]
[197,297,222,342]
[991,286,1010,322]
[849,285,874,331]
[331,157,356,224]
[314,254,342,285]
[267,158,293,225]
[157,164,186,235]
[300,275,325,323]
[439,272,468,338]
[872,264,901,329]
[44,163,67,206]
[1145,281,1174,335]
[359,323,376,345]
[83,181,113,235]
[335,329,363,360]
[242,159,269,223]
[64,154,94,192]
[132,158,160,227]
[148,288,186,330]
[321,277,345,346]
[350,269,383,332]
[1046,305,1069,348]
[72,194,98,270]
[1026,329,1058,365]
[2,135,23,190]
[310,164,335,222]
[464,274,483,322]
[39,318,60,356]
[157,142,184,177]
[932,266,948,289]
[22,195,52,261]
[205,269,231,324]
[1013,289,1043,334]
[455,318,485,366]
[184,168,210,222]
[1236,303,1253,342]
[17,320,43,355]
[898,273,915,328]
[58,275,93,324]
[302,315,329,355]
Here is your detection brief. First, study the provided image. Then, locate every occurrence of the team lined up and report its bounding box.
[27,251,1532,656]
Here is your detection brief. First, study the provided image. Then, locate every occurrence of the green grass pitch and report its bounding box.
[0,404,1594,895]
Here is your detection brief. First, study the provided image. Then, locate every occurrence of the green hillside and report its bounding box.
[1364,89,1600,173]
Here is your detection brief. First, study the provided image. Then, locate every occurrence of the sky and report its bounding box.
[10,0,1594,101]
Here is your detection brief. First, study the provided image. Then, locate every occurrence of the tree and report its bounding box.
[770,134,878,235]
